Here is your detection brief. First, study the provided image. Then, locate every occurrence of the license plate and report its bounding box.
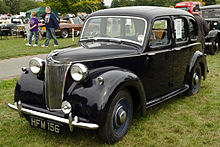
[41,27,46,30]
[30,116,62,133]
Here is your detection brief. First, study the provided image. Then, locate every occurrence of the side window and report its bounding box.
[149,19,170,47]
[189,19,197,40]
[174,18,187,43]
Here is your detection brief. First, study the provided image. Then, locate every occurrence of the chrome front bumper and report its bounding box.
[8,101,99,131]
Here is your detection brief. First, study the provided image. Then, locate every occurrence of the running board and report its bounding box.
[146,85,189,109]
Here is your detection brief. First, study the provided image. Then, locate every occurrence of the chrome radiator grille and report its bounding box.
[45,62,70,110]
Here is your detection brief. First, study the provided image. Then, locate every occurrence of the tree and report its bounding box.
[111,0,134,8]
[5,0,20,14]
[133,0,151,6]
[19,0,40,12]
[41,0,104,14]
[0,0,10,14]
[204,0,216,5]
[151,0,167,6]
[2,0,40,14]
[111,0,120,8]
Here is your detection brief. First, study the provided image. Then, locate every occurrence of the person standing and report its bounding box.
[193,5,209,53]
[25,12,38,47]
[42,6,59,47]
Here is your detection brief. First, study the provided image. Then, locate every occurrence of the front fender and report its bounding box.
[14,68,45,106]
[65,66,146,125]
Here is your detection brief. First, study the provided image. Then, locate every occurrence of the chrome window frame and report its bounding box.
[174,17,188,44]
[80,16,148,46]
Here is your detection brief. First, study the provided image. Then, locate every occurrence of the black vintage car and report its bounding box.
[201,5,220,55]
[8,6,208,144]
[0,17,25,36]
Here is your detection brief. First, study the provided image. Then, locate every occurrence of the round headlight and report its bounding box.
[29,57,44,74]
[70,63,88,82]
[61,101,72,114]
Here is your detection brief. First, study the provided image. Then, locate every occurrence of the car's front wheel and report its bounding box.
[210,37,219,55]
[99,89,133,144]
[185,64,202,96]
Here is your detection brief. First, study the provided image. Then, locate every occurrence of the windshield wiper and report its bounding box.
[120,40,141,49]
[79,37,122,43]
[80,37,141,49]
[79,37,96,42]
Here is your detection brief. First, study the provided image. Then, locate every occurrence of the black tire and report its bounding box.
[42,32,46,37]
[60,29,69,38]
[99,90,133,144]
[209,37,219,55]
[74,31,80,37]
[185,64,202,96]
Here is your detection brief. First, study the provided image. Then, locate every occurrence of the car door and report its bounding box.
[171,16,198,90]
[140,17,174,100]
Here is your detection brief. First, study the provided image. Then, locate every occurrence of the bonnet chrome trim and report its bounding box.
[45,60,71,110]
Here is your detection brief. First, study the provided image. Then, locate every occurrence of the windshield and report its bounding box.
[202,9,220,18]
[81,16,147,45]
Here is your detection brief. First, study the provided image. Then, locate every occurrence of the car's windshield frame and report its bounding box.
[80,16,148,46]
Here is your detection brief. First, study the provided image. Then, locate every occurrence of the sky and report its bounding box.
[104,0,113,6]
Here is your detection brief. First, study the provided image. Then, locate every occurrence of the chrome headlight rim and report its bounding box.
[70,63,88,82]
[29,57,44,75]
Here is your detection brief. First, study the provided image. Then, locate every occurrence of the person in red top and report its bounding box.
[26,12,38,47]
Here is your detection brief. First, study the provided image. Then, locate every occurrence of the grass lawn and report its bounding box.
[0,36,79,60]
[0,53,220,146]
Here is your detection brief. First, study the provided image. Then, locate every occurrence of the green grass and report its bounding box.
[0,53,220,146]
[0,36,79,60]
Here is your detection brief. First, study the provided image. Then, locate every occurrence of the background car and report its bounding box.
[175,1,202,14]
[8,6,207,144]
[0,17,24,36]
[201,5,220,55]
[39,16,83,38]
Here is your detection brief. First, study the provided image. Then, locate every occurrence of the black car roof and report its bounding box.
[89,6,193,20]
[201,5,220,10]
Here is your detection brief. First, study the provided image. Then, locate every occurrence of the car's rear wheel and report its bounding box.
[185,63,202,96]
[60,29,69,38]
[99,89,133,144]
[210,37,219,55]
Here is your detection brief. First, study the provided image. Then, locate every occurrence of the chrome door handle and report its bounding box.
[174,47,183,51]
[147,52,156,56]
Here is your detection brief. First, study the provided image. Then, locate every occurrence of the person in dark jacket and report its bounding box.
[193,5,209,53]
[42,6,60,47]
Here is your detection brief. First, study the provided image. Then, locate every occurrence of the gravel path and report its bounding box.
[0,54,47,80]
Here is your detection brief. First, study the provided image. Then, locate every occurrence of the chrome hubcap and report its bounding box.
[193,73,199,85]
[62,31,68,37]
[114,106,127,127]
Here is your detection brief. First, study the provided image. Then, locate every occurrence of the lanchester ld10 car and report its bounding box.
[8,6,208,144]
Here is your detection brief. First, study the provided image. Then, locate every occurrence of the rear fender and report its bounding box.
[188,51,207,80]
